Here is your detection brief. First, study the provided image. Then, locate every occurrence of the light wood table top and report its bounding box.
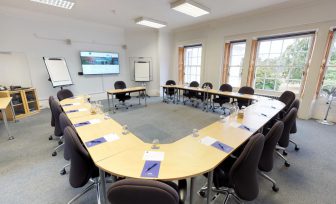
[63,95,285,180]
[0,97,12,109]
[107,86,146,94]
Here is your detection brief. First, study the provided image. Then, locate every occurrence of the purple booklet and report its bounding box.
[63,104,73,107]
[141,161,161,178]
[74,121,91,127]
[85,137,107,148]
[211,141,233,153]
[66,110,79,113]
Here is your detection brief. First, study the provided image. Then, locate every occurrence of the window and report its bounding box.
[184,45,202,84]
[254,33,315,93]
[322,31,336,91]
[228,42,246,87]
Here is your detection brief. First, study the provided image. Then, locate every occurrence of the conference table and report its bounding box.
[0,97,15,140]
[106,86,147,113]
[162,85,260,111]
[60,95,285,204]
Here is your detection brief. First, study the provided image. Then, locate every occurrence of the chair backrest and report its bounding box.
[107,179,179,204]
[278,91,295,112]
[259,121,284,172]
[59,113,74,161]
[57,89,74,101]
[166,80,176,86]
[202,82,213,89]
[189,81,199,88]
[238,86,254,95]
[49,96,55,127]
[289,99,300,134]
[114,81,127,89]
[278,108,297,148]
[66,127,95,188]
[229,133,264,201]
[219,84,233,92]
[50,99,63,136]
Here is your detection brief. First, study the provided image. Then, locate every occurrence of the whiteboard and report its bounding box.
[43,57,73,87]
[134,61,150,82]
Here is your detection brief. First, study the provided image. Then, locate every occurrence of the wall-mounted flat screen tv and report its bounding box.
[80,51,120,75]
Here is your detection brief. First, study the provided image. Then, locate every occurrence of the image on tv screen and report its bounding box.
[80,52,120,75]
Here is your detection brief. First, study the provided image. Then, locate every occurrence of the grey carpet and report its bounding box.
[0,97,336,204]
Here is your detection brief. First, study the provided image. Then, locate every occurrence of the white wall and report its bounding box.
[171,0,336,121]
[158,31,173,95]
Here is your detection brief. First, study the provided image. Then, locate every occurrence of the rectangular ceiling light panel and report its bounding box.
[171,0,210,17]
[135,17,167,29]
[30,0,75,10]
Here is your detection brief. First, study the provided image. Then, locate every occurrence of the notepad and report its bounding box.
[141,160,161,178]
[143,151,165,161]
[211,141,234,153]
[200,136,217,146]
[63,102,80,107]
[66,108,87,113]
[239,124,255,132]
[74,119,101,127]
[104,133,120,142]
[85,137,107,148]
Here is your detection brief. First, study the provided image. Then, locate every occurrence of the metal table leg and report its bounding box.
[190,177,195,204]
[139,91,141,105]
[107,93,111,111]
[207,170,213,204]
[144,89,147,106]
[112,94,116,113]
[99,168,107,204]
[1,108,13,140]
[162,87,165,102]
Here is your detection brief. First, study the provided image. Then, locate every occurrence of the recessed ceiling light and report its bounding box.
[171,0,210,17]
[30,0,75,10]
[135,17,167,29]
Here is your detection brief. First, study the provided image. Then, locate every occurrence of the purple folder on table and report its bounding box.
[74,121,91,127]
[66,110,79,113]
[239,125,254,132]
[141,161,161,178]
[63,104,74,107]
[211,141,233,153]
[85,137,107,148]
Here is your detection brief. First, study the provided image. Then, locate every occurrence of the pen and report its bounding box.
[90,140,102,144]
[261,113,267,117]
[218,143,225,150]
[146,163,158,172]
[243,125,250,131]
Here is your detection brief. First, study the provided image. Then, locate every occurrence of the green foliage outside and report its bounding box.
[255,38,311,92]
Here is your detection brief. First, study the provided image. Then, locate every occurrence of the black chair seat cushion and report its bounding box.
[213,96,230,104]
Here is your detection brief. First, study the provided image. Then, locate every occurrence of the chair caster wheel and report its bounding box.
[58,140,63,145]
[198,190,206,198]
[52,152,57,157]
[116,108,119,110]
[295,146,300,151]
[60,169,66,175]
[283,150,288,156]
[48,135,53,140]
[285,162,290,167]
[126,107,128,109]
[272,185,279,192]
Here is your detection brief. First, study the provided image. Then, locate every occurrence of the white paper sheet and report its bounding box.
[104,133,120,142]
[230,122,241,128]
[89,119,101,124]
[78,108,87,112]
[200,136,217,146]
[143,151,165,161]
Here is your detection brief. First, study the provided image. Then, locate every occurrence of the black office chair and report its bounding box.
[289,99,300,151]
[50,99,64,156]
[278,91,295,118]
[48,96,56,140]
[235,86,254,108]
[57,89,74,101]
[211,133,265,203]
[108,179,186,204]
[164,80,177,103]
[196,82,213,109]
[114,81,132,109]
[183,81,199,106]
[65,126,101,204]
[212,84,233,113]
[59,112,75,175]
[258,121,284,192]
[276,108,298,167]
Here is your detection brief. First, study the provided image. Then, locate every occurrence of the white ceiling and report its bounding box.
[0,0,296,30]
